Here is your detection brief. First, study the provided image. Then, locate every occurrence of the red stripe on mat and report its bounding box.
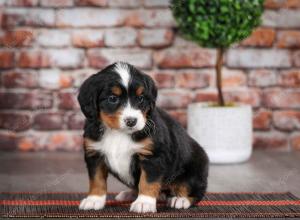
[1,200,300,206]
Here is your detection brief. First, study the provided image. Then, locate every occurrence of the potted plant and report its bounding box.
[171,0,264,163]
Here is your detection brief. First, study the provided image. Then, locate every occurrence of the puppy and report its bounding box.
[78,62,209,213]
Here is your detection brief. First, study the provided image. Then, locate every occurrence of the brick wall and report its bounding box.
[0,0,300,151]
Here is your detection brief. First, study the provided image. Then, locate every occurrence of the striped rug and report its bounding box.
[1,192,300,218]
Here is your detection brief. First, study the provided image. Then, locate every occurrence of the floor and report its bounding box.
[0,150,299,198]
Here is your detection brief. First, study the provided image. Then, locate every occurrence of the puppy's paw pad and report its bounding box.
[79,195,106,210]
[115,190,137,201]
[129,195,157,213]
[169,196,191,209]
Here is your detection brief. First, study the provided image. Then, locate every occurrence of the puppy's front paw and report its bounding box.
[130,195,157,213]
[168,196,191,209]
[115,190,137,201]
[79,195,106,210]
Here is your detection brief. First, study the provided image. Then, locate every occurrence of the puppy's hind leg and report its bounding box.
[115,189,137,201]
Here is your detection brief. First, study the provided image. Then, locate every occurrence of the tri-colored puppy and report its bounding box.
[78,62,209,213]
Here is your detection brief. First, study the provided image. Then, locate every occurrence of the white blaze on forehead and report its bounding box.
[115,62,130,88]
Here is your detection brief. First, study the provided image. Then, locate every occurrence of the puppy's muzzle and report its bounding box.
[124,117,137,128]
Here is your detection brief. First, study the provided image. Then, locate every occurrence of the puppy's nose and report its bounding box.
[124,117,137,128]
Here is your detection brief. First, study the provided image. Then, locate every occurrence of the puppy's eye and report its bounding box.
[137,95,144,104]
[108,95,119,104]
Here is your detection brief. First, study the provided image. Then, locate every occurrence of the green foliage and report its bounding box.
[171,0,264,48]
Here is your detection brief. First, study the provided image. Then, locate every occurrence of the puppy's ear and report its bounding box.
[78,74,100,120]
[145,74,157,111]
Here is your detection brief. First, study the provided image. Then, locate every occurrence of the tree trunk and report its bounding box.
[216,48,225,106]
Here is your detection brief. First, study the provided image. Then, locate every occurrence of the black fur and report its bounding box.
[78,62,209,202]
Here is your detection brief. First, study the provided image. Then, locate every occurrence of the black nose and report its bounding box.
[124,117,137,128]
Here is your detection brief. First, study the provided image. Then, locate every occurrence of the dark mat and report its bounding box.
[1,192,300,218]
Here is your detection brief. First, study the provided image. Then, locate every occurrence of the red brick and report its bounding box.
[174,36,199,48]
[0,132,17,151]
[0,91,53,110]
[157,90,192,109]
[210,68,246,88]
[68,112,85,130]
[253,109,272,130]
[5,0,38,6]
[17,132,82,151]
[17,134,38,151]
[108,0,142,7]
[167,110,187,127]
[87,50,109,68]
[263,88,300,108]
[154,48,216,68]
[227,49,291,68]
[3,8,55,27]
[75,0,107,6]
[264,0,300,9]
[40,0,74,7]
[277,31,300,48]
[194,90,218,103]
[248,69,277,87]
[67,68,95,88]
[241,28,275,47]
[72,30,104,48]
[37,30,70,47]
[58,91,80,110]
[2,70,38,88]
[45,132,82,151]
[278,69,300,87]
[88,49,152,69]
[144,0,170,7]
[0,9,3,27]
[0,113,31,131]
[56,9,125,27]
[39,69,73,89]
[290,133,300,150]
[60,74,73,88]
[125,9,175,27]
[149,71,175,88]
[138,29,174,48]
[224,89,261,107]
[18,51,50,68]
[273,111,300,131]
[104,28,137,47]
[292,50,300,67]
[175,71,210,89]
[253,132,288,150]
[48,49,85,68]
[0,30,33,48]
[263,10,300,28]
[0,51,14,68]
[34,112,64,130]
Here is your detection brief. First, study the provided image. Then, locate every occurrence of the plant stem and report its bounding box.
[216,48,225,106]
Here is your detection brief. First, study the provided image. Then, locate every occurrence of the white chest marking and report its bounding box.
[90,129,143,185]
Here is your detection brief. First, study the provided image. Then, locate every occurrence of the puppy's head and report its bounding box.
[78,62,157,134]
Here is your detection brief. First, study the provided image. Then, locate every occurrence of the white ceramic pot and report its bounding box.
[187,103,252,164]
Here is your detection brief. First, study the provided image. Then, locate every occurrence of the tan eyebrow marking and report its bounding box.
[136,86,144,96]
[112,86,122,96]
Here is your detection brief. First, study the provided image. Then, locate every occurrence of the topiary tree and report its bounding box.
[171,0,264,106]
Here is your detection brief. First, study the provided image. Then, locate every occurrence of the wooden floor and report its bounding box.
[0,150,299,197]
